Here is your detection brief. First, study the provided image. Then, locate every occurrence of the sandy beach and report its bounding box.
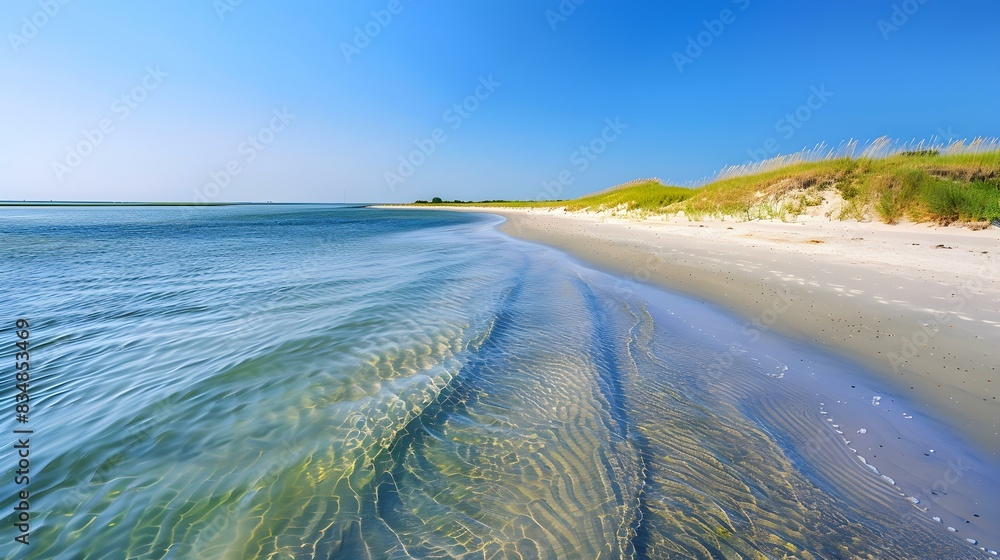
[374,205,1000,551]
[408,206,1000,457]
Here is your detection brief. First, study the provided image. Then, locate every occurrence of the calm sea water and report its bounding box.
[0,206,992,559]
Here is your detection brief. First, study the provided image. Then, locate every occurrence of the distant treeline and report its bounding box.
[414,197,522,204]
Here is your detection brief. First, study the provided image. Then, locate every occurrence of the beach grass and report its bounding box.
[680,150,1000,224]
[420,137,1000,226]
[416,180,693,213]
[561,181,694,212]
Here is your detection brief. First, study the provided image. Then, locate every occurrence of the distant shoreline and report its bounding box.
[0,202,359,207]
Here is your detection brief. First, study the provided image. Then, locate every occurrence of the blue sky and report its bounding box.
[1,1,998,203]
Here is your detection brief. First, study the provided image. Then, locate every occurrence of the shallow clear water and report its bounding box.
[0,206,994,558]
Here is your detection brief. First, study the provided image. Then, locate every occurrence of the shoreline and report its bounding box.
[386,205,1000,456]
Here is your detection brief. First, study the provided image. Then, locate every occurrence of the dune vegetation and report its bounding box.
[418,137,1000,227]
[679,150,1000,225]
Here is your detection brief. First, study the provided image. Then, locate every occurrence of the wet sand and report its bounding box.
[481,208,1000,457]
[379,205,1000,554]
[604,264,1000,556]
[384,206,1000,450]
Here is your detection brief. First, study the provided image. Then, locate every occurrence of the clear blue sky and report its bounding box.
[2,0,998,203]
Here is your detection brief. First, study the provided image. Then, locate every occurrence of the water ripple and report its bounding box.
[0,206,988,559]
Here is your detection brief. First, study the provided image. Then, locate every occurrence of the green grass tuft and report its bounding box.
[561,181,693,213]
[922,179,1000,223]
